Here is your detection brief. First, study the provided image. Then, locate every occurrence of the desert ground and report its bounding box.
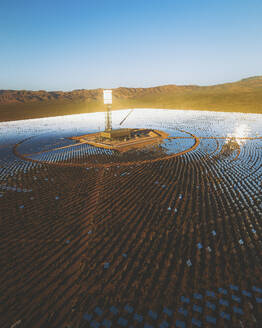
[0,109,261,328]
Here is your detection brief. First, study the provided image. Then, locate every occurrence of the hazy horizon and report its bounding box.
[1,0,262,91]
[1,74,261,92]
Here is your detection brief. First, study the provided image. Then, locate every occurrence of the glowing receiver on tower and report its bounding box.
[103,90,112,104]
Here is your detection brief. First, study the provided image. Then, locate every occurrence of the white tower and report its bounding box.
[103,90,112,131]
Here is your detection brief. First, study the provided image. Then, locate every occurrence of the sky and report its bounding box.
[0,0,262,90]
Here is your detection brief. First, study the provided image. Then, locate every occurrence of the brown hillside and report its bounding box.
[0,76,261,122]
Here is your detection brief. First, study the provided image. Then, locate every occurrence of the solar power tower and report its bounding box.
[103,90,112,131]
[101,89,131,140]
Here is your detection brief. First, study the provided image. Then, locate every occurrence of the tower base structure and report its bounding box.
[70,128,169,152]
[100,128,131,140]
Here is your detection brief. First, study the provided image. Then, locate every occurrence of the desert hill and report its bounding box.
[0,76,262,121]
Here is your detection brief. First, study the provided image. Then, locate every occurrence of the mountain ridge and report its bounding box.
[0,76,261,121]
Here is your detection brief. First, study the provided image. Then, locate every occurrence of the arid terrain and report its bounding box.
[0,110,261,328]
[0,76,262,122]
